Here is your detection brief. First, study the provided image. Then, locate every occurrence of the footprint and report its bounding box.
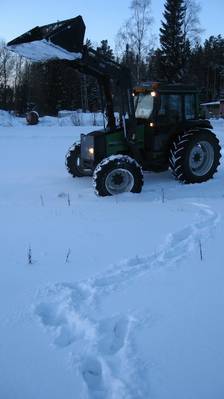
[81,356,107,398]
[33,204,219,399]
[54,325,76,348]
[169,225,193,244]
[98,316,129,356]
[35,299,96,348]
[35,302,66,327]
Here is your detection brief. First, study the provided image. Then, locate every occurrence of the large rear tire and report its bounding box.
[169,130,221,183]
[93,155,143,196]
[66,143,92,177]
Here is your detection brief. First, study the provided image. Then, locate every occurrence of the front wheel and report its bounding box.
[169,131,221,183]
[93,155,143,196]
[66,143,92,177]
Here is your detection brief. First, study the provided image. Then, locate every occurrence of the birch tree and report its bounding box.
[116,0,154,82]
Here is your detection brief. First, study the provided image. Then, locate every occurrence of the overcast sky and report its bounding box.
[1,0,223,47]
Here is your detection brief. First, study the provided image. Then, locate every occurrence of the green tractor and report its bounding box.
[66,82,221,196]
[7,16,221,196]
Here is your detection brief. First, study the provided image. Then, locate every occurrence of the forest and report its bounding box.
[0,0,224,115]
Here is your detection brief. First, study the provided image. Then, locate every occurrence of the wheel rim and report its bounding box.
[189,141,214,177]
[76,156,81,169]
[75,154,87,173]
[105,168,134,195]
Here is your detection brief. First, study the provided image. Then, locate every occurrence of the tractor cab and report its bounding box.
[134,82,200,126]
[132,82,214,172]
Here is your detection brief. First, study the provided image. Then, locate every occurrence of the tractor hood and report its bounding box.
[7,15,85,62]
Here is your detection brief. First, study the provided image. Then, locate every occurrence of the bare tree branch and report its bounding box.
[183,0,204,45]
[116,0,154,81]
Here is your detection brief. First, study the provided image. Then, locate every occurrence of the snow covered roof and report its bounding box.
[201,101,220,106]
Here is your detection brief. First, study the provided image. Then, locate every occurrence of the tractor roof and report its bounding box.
[134,81,198,94]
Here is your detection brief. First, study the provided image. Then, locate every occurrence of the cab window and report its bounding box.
[135,93,154,119]
[158,94,182,122]
[185,94,196,119]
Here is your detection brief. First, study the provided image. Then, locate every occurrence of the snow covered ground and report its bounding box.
[0,114,224,399]
[0,109,105,128]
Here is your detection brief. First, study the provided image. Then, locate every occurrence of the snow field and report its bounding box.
[0,117,224,398]
[0,109,107,128]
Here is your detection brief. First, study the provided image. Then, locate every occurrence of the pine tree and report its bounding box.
[97,40,115,60]
[159,0,187,82]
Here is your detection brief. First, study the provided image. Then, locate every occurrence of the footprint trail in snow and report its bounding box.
[34,203,219,398]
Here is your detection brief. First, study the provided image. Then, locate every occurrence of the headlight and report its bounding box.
[88,147,94,155]
[81,134,94,160]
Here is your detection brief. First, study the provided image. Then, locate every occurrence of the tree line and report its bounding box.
[1,0,224,115]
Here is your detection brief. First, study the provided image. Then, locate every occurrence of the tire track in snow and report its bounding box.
[34,203,219,398]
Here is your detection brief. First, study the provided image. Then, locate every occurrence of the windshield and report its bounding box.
[135,93,154,119]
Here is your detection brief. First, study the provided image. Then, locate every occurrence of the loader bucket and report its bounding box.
[7,15,85,62]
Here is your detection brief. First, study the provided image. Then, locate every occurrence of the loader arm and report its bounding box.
[7,15,136,139]
[73,47,136,136]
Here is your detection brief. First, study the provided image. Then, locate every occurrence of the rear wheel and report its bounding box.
[66,143,92,177]
[169,130,221,183]
[93,155,143,196]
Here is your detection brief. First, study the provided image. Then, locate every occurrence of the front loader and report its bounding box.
[7,16,222,196]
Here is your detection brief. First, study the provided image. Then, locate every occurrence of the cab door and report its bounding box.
[157,93,183,127]
[149,93,184,152]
